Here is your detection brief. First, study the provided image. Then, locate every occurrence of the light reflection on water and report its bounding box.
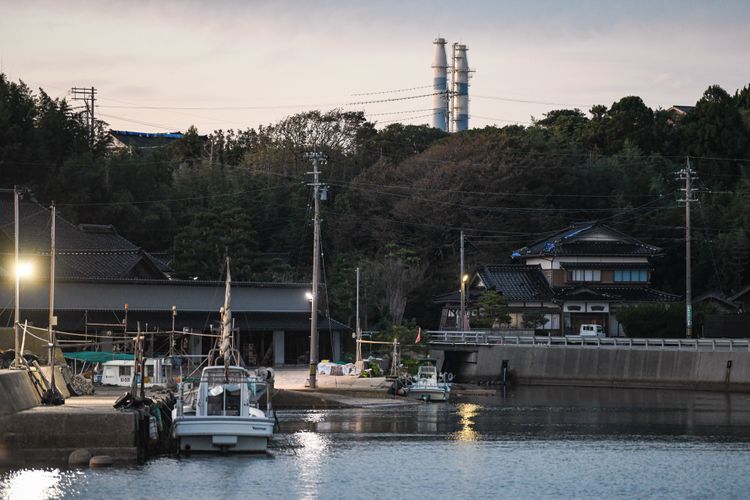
[3,386,750,499]
[453,403,481,442]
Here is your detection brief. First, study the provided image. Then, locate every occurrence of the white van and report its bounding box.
[579,324,605,337]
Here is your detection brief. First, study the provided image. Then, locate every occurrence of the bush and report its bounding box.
[616,303,708,338]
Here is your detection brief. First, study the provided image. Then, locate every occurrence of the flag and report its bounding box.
[415,327,422,344]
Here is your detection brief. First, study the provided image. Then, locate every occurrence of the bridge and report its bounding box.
[427,331,750,390]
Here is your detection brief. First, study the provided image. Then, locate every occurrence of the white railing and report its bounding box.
[427,331,750,352]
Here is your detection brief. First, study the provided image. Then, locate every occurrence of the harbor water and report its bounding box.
[3,386,750,499]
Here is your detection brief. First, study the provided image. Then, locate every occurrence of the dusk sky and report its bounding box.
[1,0,748,133]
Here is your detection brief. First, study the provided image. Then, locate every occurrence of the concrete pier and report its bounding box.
[0,374,138,467]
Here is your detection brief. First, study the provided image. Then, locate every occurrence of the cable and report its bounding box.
[351,85,434,96]
[56,182,300,207]
[473,94,592,108]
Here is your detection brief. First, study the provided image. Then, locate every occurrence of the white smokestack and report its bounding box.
[432,38,448,131]
[451,43,470,132]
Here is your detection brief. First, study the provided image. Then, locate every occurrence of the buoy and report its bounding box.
[89,455,114,468]
[68,449,92,467]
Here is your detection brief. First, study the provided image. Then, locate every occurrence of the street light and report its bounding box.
[13,260,33,369]
[15,261,33,280]
[460,274,470,332]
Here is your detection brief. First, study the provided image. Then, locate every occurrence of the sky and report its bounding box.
[1,0,749,134]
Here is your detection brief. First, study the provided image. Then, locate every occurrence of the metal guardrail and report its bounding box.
[427,331,750,352]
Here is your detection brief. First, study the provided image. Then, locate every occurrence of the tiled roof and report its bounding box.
[0,195,168,280]
[476,264,555,302]
[556,285,680,303]
[512,224,661,258]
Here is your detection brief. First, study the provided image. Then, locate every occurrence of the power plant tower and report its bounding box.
[431,38,449,132]
[451,43,470,132]
[431,37,473,132]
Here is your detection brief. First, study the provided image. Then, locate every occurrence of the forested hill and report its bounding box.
[2,74,750,330]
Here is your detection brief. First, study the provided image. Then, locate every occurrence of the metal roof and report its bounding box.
[3,280,313,313]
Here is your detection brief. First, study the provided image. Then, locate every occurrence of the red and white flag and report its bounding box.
[415,327,422,344]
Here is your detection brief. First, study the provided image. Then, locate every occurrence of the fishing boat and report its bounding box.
[407,360,451,402]
[172,260,276,453]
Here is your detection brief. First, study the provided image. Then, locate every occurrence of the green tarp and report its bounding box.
[63,351,134,363]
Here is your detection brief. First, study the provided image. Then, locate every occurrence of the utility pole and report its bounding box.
[13,186,21,369]
[678,157,697,338]
[459,231,465,330]
[355,267,362,371]
[71,86,97,148]
[306,151,326,389]
[48,202,56,368]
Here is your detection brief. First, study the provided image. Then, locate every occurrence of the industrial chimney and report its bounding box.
[431,38,448,132]
[451,43,470,132]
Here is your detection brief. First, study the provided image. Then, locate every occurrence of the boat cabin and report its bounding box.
[100,358,170,387]
[194,367,266,418]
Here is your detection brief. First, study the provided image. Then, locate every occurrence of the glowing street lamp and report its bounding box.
[15,261,33,280]
[460,274,470,332]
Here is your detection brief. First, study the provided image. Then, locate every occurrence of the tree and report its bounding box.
[474,291,510,328]
[522,311,547,329]
[366,244,427,327]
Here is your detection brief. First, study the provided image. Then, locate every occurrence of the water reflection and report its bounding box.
[293,431,330,499]
[0,468,66,500]
[452,403,482,442]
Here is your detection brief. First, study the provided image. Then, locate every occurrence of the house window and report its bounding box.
[570,269,601,282]
[614,270,648,282]
[119,366,131,377]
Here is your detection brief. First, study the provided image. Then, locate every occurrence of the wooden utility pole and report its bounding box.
[306,151,326,389]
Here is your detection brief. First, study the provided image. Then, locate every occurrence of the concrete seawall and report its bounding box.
[0,370,41,415]
[431,345,750,392]
[0,371,139,466]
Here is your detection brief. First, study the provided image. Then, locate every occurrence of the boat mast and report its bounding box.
[220,257,232,370]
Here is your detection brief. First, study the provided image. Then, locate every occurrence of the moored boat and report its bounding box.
[171,258,276,453]
[407,360,451,402]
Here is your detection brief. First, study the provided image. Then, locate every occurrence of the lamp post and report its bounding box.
[170,305,177,357]
[305,291,316,386]
[460,274,469,331]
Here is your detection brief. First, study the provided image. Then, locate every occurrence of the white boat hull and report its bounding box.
[173,416,275,453]
[407,387,450,402]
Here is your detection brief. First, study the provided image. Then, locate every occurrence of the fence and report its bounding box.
[428,330,750,352]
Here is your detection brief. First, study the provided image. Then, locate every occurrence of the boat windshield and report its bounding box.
[207,382,242,416]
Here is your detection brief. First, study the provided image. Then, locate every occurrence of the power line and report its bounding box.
[351,85,433,96]
[473,94,592,108]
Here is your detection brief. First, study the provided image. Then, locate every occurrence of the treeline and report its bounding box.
[2,73,749,331]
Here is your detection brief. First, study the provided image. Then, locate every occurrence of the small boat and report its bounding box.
[172,365,275,453]
[407,360,451,402]
[172,259,276,453]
